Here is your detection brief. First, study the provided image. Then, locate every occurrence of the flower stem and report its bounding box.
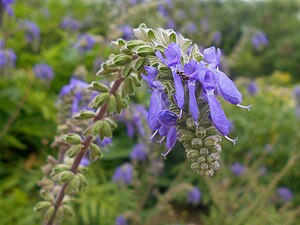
[45,77,124,225]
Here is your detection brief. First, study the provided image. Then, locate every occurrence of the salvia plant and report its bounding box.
[35,24,250,225]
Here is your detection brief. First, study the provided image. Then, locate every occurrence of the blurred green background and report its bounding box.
[1,0,300,224]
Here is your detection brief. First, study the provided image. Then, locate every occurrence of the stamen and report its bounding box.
[179,109,183,119]
[148,130,158,140]
[161,148,173,159]
[237,104,252,111]
[157,136,165,144]
[225,135,238,146]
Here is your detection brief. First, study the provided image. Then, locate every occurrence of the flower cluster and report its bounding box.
[33,64,55,80]
[187,186,201,205]
[112,163,134,186]
[0,41,17,69]
[61,17,81,32]
[144,43,250,160]
[251,31,268,50]
[1,0,14,16]
[20,21,40,43]
[74,34,95,54]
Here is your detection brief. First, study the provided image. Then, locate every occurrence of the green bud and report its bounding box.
[137,46,155,57]
[115,93,124,113]
[55,207,65,224]
[121,99,129,108]
[204,135,222,147]
[187,149,200,162]
[62,133,82,145]
[196,127,207,139]
[193,52,203,62]
[131,74,142,87]
[101,121,112,139]
[66,174,81,194]
[191,138,203,148]
[113,54,132,66]
[124,64,133,77]
[53,164,70,174]
[199,148,209,156]
[112,38,126,49]
[210,144,222,153]
[88,93,110,109]
[90,143,103,160]
[201,163,209,170]
[40,190,54,201]
[186,118,197,130]
[108,95,117,113]
[77,173,89,191]
[43,206,55,222]
[73,110,96,120]
[191,162,200,172]
[127,77,135,95]
[104,118,118,130]
[93,120,103,136]
[67,144,82,158]
[126,40,145,50]
[33,201,52,213]
[148,29,157,40]
[211,162,220,170]
[170,32,177,43]
[197,156,206,163]
[62,205,75,217]
[88,81,110,92]
[59,171,75,183]
[135,57,147,71]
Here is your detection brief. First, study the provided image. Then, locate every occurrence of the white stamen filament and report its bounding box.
[237,104,252,111]
[148,130,158,140]
[225,135,238,146]
[157,136,165,144]
[161,148,172,159]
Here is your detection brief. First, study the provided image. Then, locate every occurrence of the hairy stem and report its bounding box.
[46,77,124,225]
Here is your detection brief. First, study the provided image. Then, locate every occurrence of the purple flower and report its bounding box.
[277,187,293,202]
[198,47,250,142]
[0,51,6,68]
[201,18,209,33]
[247,80,258,95]
[187,187,201,205]
[118,104,148,138]
[33,64,55,80]
[112,163,133,186]
[120,25,133,40]
[21,21,40,43]
[158,4,168,17]
[115,215,128,225]
[59,77,88,97]
[98,137,112,147]
[156,43,184,113]
[2,0,15,16]
[230,162,246,176]
[212,31,222,45]
[252,32,268,50]
[130,143,147,162]
[80,157,90,167]
[166,19,176,29]
[74,34,95,54]
[185,22,197,34]
[61,17,81,32]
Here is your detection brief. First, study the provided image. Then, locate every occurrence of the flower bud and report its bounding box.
[199,148,209,156]
[62,133,82,145]
[191,162,200,172]
[33,201,52,213]
[191,138,203,148]
[66,174,81,194]
[88,81,110,92]
[53,164,69,174]
[104,118,117,130]
[43,206,55,222]
[73,110,96,120]
[62,205,75,217]
[108,95,117,113]
[113,54,132,66]
[88,93,110,109]
[77,173,89,191]
[203,135,221,147]
[137,46,155,57]
[134,57,147,71]
[59,171,75,183]
[40,190,54,201]
[195,127,206,139]
[67,144,82,158]
[186,149,200,162]
[90,143,103,160]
